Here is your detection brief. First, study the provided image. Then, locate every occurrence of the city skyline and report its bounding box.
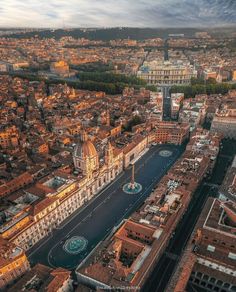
[0,2,235,290]
[0,0,236,28]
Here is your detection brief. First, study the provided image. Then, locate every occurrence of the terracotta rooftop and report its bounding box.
[203,198,236,237]
[31,196,57,216]
[7,264,71,292]
[0,237,25,269]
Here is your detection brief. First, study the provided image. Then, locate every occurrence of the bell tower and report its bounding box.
[105,142,113,166]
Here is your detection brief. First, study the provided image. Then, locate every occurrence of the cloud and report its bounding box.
[0,0,235,28]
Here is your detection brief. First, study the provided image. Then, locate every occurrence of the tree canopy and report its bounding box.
[171,81,236,98]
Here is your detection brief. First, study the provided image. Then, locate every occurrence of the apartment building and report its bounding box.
[0,238,30,289]
[167,198,236,292]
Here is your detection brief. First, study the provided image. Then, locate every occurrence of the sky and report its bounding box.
[0,0,236,28]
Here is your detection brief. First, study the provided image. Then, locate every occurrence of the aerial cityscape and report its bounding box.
[0,1,236,292]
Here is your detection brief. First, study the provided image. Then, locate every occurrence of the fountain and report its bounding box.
[123,164,142,194]
[63,236,88,255]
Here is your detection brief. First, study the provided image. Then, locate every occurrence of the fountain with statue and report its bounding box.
[123,164,142,194]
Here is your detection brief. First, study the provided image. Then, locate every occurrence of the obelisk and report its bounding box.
[131,164,135,189]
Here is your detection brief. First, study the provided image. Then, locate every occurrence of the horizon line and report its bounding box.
[0,24,236,30]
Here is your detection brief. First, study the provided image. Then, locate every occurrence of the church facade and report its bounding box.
[73,130,124,203]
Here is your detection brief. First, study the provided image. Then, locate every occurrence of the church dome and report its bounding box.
[74,130,98,159]
[74,140,98,158]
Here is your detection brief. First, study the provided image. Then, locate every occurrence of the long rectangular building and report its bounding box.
[137,60,197,86]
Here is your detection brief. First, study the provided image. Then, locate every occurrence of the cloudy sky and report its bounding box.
[0,0,236,28]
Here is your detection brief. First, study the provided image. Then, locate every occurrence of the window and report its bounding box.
[228,252,236,260]
[197,272,202,278]
[203,275,209,281]
[207,244,216,252]
[201,281,206,287]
